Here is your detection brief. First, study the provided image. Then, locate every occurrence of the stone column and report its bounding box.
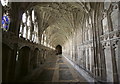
[9,44,18,82]
[29,10,34,41]
[89,47,92,72]
[25,13,28,39]
[28,49,33,73]
[106,4,119,82]
[118,40,120,83]
[90,9,99,77]
[100,44,107,81]
[9,3,23,36]
[104,42,114,82]
[86,48,88,70]
[111,42,119,83]
[118,2,120,82]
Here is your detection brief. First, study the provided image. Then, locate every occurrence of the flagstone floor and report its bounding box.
[20,55,88,83]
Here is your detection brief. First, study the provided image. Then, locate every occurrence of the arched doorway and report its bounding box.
[31,48,39,70]
[56,45,62,55]
[15,46,30,79]
[2,43,13,82]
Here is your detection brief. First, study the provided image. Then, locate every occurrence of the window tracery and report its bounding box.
[19,10,39,43]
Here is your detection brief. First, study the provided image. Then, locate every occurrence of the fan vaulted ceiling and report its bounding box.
[33,2,89,47]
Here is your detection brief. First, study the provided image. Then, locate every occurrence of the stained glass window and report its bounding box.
[1,13,10,31]
[1,0,10,31]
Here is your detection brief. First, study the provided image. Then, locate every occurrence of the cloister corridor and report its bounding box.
[1,1,120,84]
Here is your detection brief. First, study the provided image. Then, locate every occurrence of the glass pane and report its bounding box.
[27,16,31,26]
[23,26,26,38]
[28,28,30,39]
[22,13,26,23]
[32,10,35,22]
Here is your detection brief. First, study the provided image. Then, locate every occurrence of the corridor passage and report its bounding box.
[2,2,120,83]
[20,55,87,83]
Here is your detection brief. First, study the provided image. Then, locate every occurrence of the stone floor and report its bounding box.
[20,55,88,83]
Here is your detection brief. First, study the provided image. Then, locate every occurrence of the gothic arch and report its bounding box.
[15,46,30,79]
[56,45,62,55]
[31,48,39,69]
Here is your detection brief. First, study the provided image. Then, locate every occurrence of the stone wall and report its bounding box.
[63,2,120,83]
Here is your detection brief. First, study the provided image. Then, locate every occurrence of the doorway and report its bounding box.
[15,46,30,79]
[56,45,62,55]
